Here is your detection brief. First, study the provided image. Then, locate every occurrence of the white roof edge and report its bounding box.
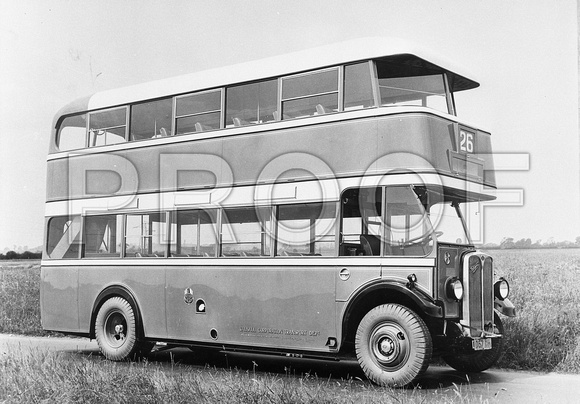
[88,37,479,110]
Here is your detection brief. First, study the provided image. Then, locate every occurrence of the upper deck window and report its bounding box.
[281,68,339,119]
[130,98,172,141]
[225,79,277,127]
[344,62,375,111]
[175,90,222,134]
[88,107,127,147]
[57,114,87,151]
[376,60,450,114]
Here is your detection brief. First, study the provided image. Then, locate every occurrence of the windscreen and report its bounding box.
[375,58,451,114]
[428,201,471,245]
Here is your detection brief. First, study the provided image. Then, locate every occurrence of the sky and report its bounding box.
[0,0,578,250]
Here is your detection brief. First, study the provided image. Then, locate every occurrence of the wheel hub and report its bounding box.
[114,324,124,339]
[378,337,395,356]
[105,312,127,346]
[370,322,409,369]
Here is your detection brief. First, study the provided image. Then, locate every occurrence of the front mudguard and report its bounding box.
[494,297,516,317]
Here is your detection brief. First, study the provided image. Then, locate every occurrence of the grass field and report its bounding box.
[0,260,44,336]
[1,250,579,402]
[490,249,580,372]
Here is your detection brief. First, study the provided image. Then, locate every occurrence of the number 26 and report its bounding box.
[459,130,474,153]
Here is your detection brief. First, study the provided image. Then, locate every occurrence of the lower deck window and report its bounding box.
[48,195,445,260]
[125,213,167,257]
[340,186,434,257]
[341,188,383,256]
[46,216,82,259]
[84,215,122,257]
[276,202,336,256]
[221,207,271,257]
[170,209,218,257]
[385,187,433,256]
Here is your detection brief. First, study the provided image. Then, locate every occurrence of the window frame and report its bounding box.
[88,106,129,147]
[82,214,124,258]
[123,211,170,258]
[280,67,341,119]
[343,61,376,111]
[129,97,174,141]
[56,113,89,151]
[274,201,338,257]
[220,206,273,257]
[225,78,279,127]
[174,88,224,135]
[170,209,219,258]
[339,187,384,257]
[46,215,83,259]
[383,186,434,257]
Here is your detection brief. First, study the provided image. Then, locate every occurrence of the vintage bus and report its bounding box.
[41,37,515,387]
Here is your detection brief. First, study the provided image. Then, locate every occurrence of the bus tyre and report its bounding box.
[95,296,150,361]
[355,304,432,387]
[442,313,504,373]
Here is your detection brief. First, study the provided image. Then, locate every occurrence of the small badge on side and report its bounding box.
[184,288,194,305]
[444,252,451,265]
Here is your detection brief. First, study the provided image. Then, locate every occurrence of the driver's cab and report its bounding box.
[339,185,473,257]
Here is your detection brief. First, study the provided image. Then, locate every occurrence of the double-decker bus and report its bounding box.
[41,37,515,387]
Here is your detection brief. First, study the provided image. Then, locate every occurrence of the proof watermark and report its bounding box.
[48,148,528,258]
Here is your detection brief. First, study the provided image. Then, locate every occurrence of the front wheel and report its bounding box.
[355,304,432,387]
[95,296,152,361]
[442,313,504,373]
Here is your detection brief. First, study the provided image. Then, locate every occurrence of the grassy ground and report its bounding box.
[0,261,45,336]
[1,249,580,375]
[0,346,492,404]
[491,249,580,372]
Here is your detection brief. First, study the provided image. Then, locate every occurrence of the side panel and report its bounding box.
[436,245,465,318]
[40,265,79,332]
[166,261,336,351]
[335,263,381,302]
[46,113,496,202]
[335,258,435,303]
[77,264,167,338]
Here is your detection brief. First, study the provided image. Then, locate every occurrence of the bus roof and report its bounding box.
[58,37,480,117]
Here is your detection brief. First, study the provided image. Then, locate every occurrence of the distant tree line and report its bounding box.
[0,251,42,260]
[482,236,580,250]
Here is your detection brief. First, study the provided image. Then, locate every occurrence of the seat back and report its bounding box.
[360,234,380,256]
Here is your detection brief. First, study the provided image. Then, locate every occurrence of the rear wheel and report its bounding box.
[95,296,152,361]
[355,304,432,387]
[442,314,504,373]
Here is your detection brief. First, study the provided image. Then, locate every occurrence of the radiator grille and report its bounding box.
[463,253,494,337]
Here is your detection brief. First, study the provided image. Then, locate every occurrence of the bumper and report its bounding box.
[494,297,516,317]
